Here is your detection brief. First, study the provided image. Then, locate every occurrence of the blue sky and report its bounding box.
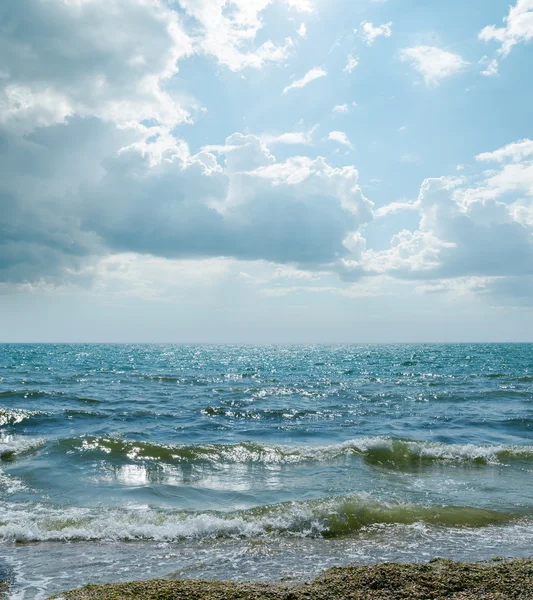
[1,0,533,342]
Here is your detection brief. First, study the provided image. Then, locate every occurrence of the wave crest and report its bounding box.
[0,495,520,543]
[52,435,533,467]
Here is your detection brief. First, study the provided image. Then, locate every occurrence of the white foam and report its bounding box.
[0,434,45,458]
[0,501,321,543]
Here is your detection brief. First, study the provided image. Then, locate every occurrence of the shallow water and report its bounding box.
[0,343,532,598]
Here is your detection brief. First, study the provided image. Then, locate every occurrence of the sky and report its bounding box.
[1,0,533,343]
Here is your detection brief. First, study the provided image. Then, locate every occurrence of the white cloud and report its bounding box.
[0,0,375,286]
[88,254,232,301]
[0,0,194,133]
[400,46,468,86]
[0,121,374,283]
[333,104,349,114]
[284,0,315,11]
[479,0,533,57]
[479,56,499,77]
[343,55,359,73]
[82,133,373,268]
[476,139,533,163]
[414,277,489,298]
[170,0,313,71]
[260,126,317,145]
[328,131,351,147]
[343,141,533,288]
[375,200,419,218]
[297,23,307,38]
[283,67,327,93]
[359,21,392,45]
[180,0,293,71]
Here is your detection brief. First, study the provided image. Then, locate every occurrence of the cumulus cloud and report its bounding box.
[479,0,533,57]
[328,131,352,147]
[179,0,297,71]
[341,140,533,292]
[83,133,373,267]
[5,0,532,313]
[283,67,327,93]
[400,46,468,85]
[359,21,393,45]
[476,139,533,162]
[0,0,194,133]
[0,0,376,286]
[1,124,373,282]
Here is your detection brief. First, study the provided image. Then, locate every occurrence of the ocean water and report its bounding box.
[1,343,533,598]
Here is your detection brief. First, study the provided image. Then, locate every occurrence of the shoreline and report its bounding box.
[45,558,533,599]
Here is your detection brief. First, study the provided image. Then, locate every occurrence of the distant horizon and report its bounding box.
[3,340,533,345]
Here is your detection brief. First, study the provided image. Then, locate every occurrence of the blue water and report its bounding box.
[1,344,533,598]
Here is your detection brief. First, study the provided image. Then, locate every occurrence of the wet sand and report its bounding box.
[47,558,533,599]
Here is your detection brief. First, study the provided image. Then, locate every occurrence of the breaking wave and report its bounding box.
[0,495,522,543]
[47,435,533,467]
[0,434,46,461]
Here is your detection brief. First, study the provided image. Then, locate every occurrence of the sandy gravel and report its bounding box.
[45,558,533,599]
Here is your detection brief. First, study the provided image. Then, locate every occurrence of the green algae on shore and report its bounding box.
[48,558,533,599]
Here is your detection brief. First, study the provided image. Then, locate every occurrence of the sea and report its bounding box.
[1,343,533,598]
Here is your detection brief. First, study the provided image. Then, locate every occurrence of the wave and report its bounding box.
[0,408,103,430]
[0,389,101,403]
[485,374,533,382]
[0,434,46,461]
[0,495,521,543]
[49,435,533,467]
[201,406,323,420]
[4,434,533,468]
[0,408,45,427]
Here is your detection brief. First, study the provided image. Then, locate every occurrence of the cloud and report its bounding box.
[479,0,533,57]
[342,140,533,288]
[333,104,349,114]
[260,126,317,145]
[85,254,233,301]
[359,21,393,45]
[297,23,307,38]
[479,56,499,77]
[0,0,194,133]
[343,55,359,73]
[284,0,315,11]
[82,133,373,267]
[400,46,468,85]
[375,200,419,218]
[328,131,352,147]
[1,123,373,283]
[476,139,533,162]
[177,0,310,71]
[0,1,375,286]
[283,67,327,93]
[0,1,188,285]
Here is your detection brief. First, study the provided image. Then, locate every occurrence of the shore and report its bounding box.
[45,558,533,599]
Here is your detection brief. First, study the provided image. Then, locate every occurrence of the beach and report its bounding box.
[45,559,533,599]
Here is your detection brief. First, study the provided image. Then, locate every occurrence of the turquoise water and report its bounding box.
[1,343,533,598]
